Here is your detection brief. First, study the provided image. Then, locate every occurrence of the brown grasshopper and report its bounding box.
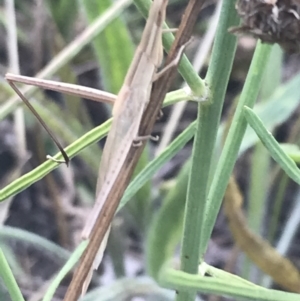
[6,0,187,299]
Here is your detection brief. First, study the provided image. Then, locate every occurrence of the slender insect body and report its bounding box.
[64,0,172,298]
[82,72,154,241]
[81,121,138,239]
[81,0,168,245]
[6,0,181,299]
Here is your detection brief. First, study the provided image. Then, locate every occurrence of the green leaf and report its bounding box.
[240,70,300,154]
[0,226,70,260]
[146,162,190,279]
[244,106,300,185]
[0,248,25,301]
[43,241,88,301]
[177,2,239,301]
[81,0,134,93]
[0,120,111,201]
[203,42,272,257]
[160,268,300,301]
[280,143,300,163]
[46,0,78,39]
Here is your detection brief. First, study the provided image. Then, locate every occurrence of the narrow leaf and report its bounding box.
[244,106,300,185]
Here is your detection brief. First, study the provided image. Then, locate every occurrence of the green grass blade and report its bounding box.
[43,241,88,301]
[0,248,25,301]
[280,144,300,163]
[240,70,300,154]
[0,226,87,301]
[160,268,300,301]
[0,226,70,260]
[0,120,111,201]
[81,0,134,93]
[46,0,78,39]
[177,1,239,300]
[243,44,283,280]
[146,162,190,279]
[203,42,272,254]
[244,106,300,185]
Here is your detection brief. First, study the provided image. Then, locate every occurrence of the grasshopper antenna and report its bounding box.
[7,78,70,166]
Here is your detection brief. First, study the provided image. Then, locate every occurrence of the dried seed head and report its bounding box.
[230,0,300,53]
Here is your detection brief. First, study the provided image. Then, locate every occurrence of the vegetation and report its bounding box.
[0,0,300,300]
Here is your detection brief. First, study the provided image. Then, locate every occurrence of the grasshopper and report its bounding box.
[63,0,189,298]
[6,0,186,298]
[81,0,186,244]
[81,0,168,241]
[78,0,176,290]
